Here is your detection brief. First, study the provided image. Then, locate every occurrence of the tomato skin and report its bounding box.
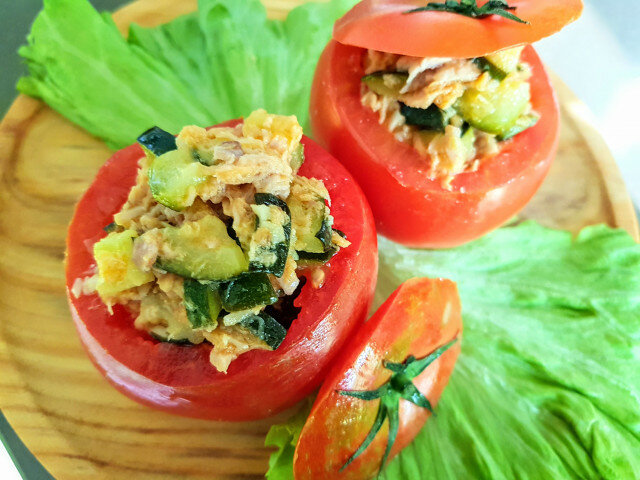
[65,128,378,421]
[293,278,462,479]
[334,0,583,58]
[310,41,559,248]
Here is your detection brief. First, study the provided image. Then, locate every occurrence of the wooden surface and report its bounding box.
[0,0,638,479]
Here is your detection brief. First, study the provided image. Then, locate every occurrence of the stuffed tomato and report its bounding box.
[311,0,583,248]
[66,110,377,421]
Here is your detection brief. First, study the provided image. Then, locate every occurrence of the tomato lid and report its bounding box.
[333,0,583,58]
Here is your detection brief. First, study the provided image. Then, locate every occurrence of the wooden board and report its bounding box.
[0,1,637,479]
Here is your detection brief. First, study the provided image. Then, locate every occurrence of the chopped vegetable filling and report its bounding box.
[361,47,538,188]
[77,110,349,372]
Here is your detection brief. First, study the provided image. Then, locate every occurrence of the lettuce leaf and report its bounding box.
[267,222,640,479]
[265,399,313,480]
[18,0,357,149]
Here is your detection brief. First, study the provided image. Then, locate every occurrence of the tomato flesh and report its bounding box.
[293,278,462,479]
[310,42,559,248]
[65,128,378,421]
[334,0,583,58]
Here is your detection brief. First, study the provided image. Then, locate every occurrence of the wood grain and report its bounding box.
[0,1,637,479]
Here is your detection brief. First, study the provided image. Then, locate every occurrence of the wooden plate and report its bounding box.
[0,1,638,479]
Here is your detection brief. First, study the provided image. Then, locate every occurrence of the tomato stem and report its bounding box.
[405,0,529,24]
[337,337,459,474]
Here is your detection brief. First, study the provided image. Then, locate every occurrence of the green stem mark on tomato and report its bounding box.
[405,0,529,24]
[338,338,459,474]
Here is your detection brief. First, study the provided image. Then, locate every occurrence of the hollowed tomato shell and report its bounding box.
[310,41,559,248]
[65,126,378,421]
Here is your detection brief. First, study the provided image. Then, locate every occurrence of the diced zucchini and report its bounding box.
[460,126,476,160]
[183,279,221,330]
[473,58,507,81]
[147,148,209,211]
[219,273,279,312]
[297,248,337,263]
[400,103,456,132]
[157,216,249,281]
[94,230,154,299]
[103,222,118,233]
[248,193,291,278]
[362,72,409,98]
[239,313,287,350]
[290,144,305,174]
[484,46,525,78]
[137,126,177,156]
[457,76,531,136]
[288,197,332,255]
[497,113,540,141]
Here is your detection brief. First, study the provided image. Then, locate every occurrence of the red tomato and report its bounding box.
[65,126,378,421]
[310,41,559,248]
[334,0,583,58]
[293,278,462,479]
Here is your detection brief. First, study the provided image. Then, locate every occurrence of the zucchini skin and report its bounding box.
[219,273,279,312]
[254,193,289,212]
[103,222,118,233]
[473,57,507,81]
[183,279,220,329]
[297,248,337,263]
[239,313,287,350]
[249,193,292,278]
[399,103,453,132]
[150,332,192,345]
[137,126,177,156]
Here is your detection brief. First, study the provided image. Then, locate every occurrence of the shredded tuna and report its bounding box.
[361,49,535,188]
[204,327,271,373]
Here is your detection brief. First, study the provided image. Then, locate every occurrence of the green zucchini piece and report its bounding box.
[137,126,177,156]
[150,333,192,345]
[289,198,331,254]
[248,193,292,277]
[399,103,455,132]
[473,58,507,81]
[290,144,305,174]
[315,217,333,249]
[103,222,118,233]
[297,248,337,263]
[157,216,249,281]
[497,113,540,141]
[239,313,287,350]
[94,230,154,299]
[254,193,289,210]
[484,46,524,77]
[219,273,279,312]
[460,126,476,160]
[183,279,221,329]
[456,77,530,136]
[362,72,408,98]
[148,148,209,211]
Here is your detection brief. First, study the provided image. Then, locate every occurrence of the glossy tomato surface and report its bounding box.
[334,0,583,58]
[311,42,559,248]
[294,278,462,479]
[65,125,378,421]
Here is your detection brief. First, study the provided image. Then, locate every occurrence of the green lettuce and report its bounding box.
[267,222,640,479]
[18,0,357,149]
[265,399,313,480]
